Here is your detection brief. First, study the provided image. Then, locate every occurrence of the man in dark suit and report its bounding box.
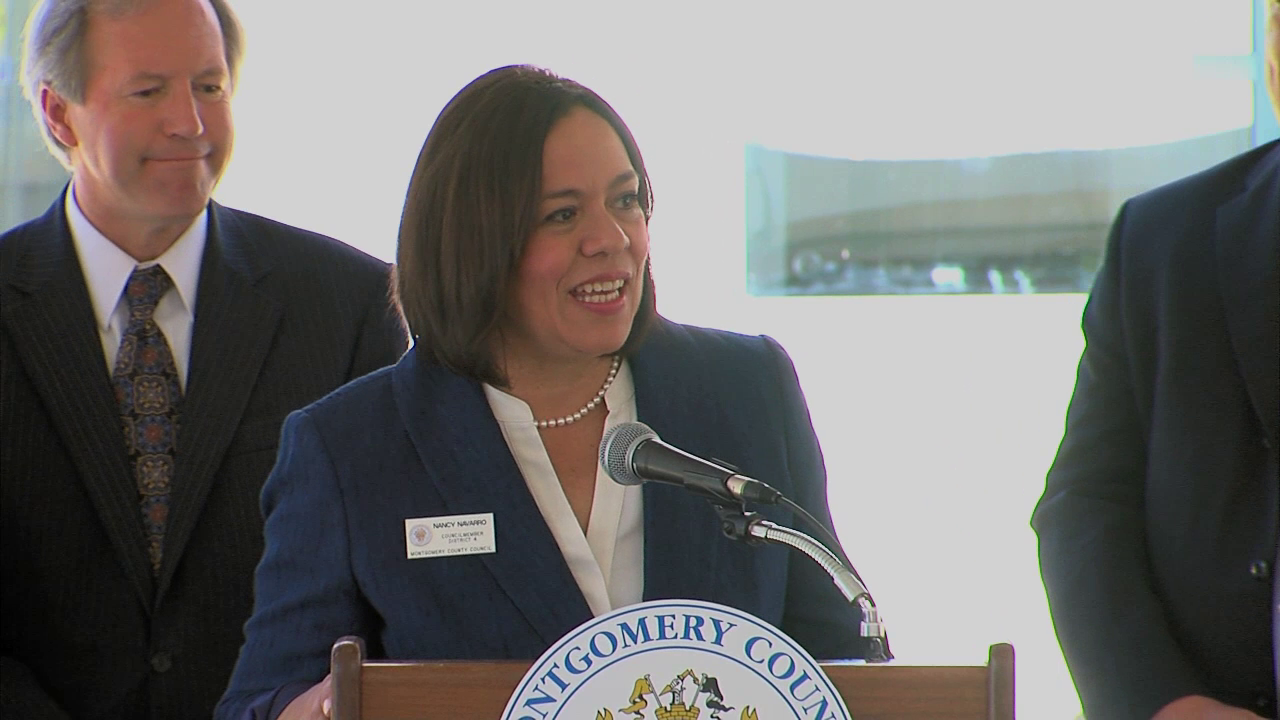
[1033,5,1280,717]
[0,1,407,718]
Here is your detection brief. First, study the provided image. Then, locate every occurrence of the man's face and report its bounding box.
[47,0,233,234]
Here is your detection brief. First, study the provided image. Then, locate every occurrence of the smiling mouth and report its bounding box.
[571,278,625,304]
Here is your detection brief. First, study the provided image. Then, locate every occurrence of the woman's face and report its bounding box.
[500,106,649,367]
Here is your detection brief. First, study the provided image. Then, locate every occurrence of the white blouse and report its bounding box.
[483,360,644,616]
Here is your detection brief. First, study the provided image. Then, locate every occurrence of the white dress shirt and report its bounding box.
[484,360,644,617]
[65,186,206,388]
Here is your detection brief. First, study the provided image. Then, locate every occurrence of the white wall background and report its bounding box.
[214,2,1260,718]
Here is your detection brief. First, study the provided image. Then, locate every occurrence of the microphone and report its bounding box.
[599,422,782,505]
[600,422,891,661]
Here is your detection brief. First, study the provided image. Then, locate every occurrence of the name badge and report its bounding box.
[404,512,496,559]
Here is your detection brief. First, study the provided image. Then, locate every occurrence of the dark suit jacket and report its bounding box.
[1032,141,1280,719]
[215,319,863,720]
[0,196,408,720]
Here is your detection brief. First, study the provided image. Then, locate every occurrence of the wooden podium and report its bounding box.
[330,636,1014,720]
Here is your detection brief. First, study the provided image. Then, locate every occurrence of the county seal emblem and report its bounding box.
[501,599,852,720]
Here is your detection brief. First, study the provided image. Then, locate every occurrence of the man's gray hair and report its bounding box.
[19,0,245,168]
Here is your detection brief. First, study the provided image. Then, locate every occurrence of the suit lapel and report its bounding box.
[1216,142,1280,449]
[631,321,724,603]
[392,350,592,646]
[155,205,282,600]
[3,197,156,606]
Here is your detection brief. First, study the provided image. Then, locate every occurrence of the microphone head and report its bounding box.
[600,421,657,486]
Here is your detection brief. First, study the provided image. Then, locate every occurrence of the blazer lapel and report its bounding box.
[2,197,156,606]
[1216,142,1280,449]
[155,204,282,600]
[392,351,592,646]
[631,321,725,603]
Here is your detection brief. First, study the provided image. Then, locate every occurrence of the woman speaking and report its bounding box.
[217,65,865,720]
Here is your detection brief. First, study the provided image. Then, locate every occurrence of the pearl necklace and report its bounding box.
[535,356,620,429]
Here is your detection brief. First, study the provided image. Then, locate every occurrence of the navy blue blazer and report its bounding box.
[216,319,862,719]
[1033,141,1279,719]
[1,195,408,720]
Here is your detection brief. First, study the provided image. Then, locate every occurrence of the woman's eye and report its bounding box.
[546,207,576,223]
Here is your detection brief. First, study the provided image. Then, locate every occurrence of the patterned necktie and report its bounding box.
[112,265,183,576]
